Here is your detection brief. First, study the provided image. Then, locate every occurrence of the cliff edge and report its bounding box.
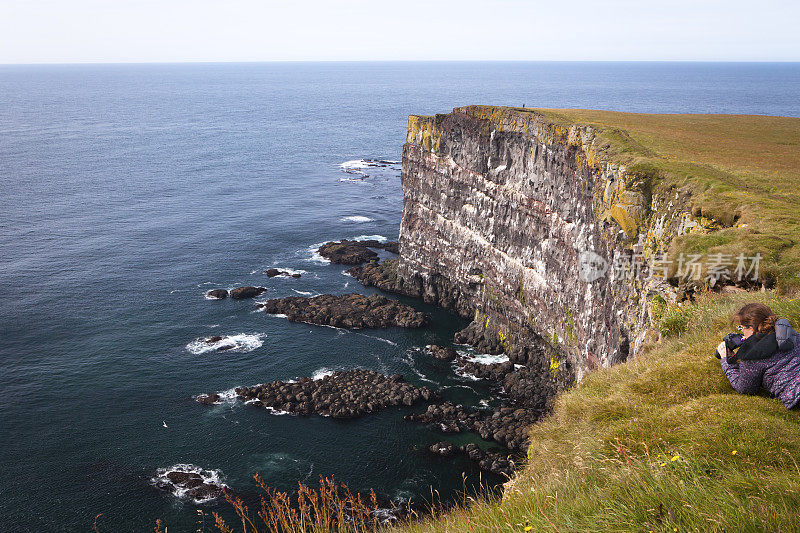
[396,106,800,386]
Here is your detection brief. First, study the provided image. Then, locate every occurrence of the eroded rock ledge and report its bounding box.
[256,293,429,329]
[318,239,399,264]
[199,370,437,418]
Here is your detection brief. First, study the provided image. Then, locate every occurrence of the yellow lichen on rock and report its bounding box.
[406,115,442,152]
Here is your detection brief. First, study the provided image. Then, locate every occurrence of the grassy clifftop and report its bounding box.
[536,109,800,291]
[393,290,800,532]
[392,110,800,532]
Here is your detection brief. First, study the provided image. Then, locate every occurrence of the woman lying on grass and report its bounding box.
[716,302,800,409]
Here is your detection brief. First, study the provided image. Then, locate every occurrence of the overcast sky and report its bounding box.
[1,0,798,64]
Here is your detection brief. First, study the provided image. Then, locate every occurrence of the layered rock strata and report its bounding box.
[396,106,695,384]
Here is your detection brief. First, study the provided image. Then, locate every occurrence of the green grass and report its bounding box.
[531,109,800,291]
[391,290,800,532]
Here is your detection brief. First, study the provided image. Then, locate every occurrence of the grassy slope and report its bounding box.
[538,110,800,290]
[392,112,800,532]
[394,291,800,533]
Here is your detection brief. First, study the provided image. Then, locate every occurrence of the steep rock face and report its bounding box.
[396,106,688,383]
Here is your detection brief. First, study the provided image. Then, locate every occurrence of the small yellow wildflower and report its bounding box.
[524,527,532,532]
[660,462,667,466]
[671,455,680,462]
[732,450,738,455]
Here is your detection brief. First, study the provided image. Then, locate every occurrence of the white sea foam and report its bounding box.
[151,464,227,504]
[217,387,240,403]
[454,369,481,381]
[401,350,437,384]
[461,352,511,365]
[264,313,288,319]
[341,215,374,223]
[185,333,265,354]
[339,159,400,170]
[264,406,293,416]
[353,234,388,243]
[355,332,398,346]
[339,159,373,170]
[291,289,314,296]
[311,367,335,380]
[279,267,306,275]
[307,241,332,264]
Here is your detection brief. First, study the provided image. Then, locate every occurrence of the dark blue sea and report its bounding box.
[2,62,799,532]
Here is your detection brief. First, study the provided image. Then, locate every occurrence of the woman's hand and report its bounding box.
[716,341,728,359]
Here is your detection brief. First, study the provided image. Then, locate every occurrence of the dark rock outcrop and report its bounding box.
[406,401,542,453]
[428,345,458,362]
[460,444,515,478]
[152,466,226,503]
[196,393,221,405]
[206,289,228,299]
[204,370,437,419]
[317,239,399,265]
[264,268,301,278]
[428,441,456,457]
[229,286,267,299]
[346,258,402,293]
[256,293,429,329]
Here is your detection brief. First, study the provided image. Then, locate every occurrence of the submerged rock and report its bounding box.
[264,268,301,278]
[202,369,438,419]
[229,286,267,299]
[152,465,227,503]
[256,293,429,329]
[195,393,221,405]
[206,289,228,299]
[429,441,456,457]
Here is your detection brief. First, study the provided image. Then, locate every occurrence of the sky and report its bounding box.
[1,0,799,64]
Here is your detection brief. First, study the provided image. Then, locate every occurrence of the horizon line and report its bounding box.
[2,59,800,67]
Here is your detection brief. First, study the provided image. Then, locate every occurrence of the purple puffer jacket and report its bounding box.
[721,329,800,409]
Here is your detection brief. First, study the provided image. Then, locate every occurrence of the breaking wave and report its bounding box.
[151,464,227,504]
[341,215,374,223]
[185,333,265,354]
[353,234,388,242]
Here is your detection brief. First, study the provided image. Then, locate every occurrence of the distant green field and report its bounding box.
[537,109,800,291]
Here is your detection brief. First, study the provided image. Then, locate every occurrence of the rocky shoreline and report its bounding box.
[188,241,558,495]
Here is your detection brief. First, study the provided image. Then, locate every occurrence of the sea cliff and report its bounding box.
[395,106,696,386]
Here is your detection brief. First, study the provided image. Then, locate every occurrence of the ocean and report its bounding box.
[1,61,799,532]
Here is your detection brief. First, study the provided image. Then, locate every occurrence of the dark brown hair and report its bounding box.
[733,303,777,334]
